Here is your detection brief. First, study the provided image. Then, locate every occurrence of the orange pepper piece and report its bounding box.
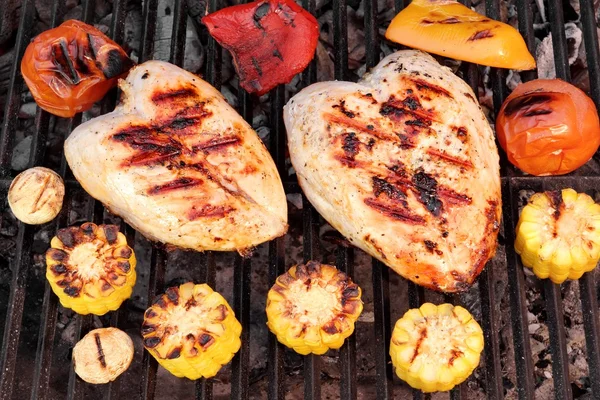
[385,0,536,70]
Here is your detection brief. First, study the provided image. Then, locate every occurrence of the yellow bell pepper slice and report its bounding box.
[385,0,536,70]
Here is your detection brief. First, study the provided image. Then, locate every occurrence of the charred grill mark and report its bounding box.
[143,337,161,348]
[411,327,427,363]
[151,88,197,103]
[48,248,68,262]
[165,287,180,305]
[101,49,133,79]
[503,94,553,116]
[372,177,407,203]
[412,171,443,216]
[53,39,80,85]
[64,286,80,297]
[56,229,76,248]
[380,97,437,126]
[468,29,494,41]
[154,296,168,309]
[145,309,157,319]
[192,136,241,153]
[94,333,107,368]
[412,78,452,97]
[199,333,214,348]
[448,349,463,365]
[51,264,67,274]
[332,100,356,118]
[188,204,235,220]
[166,347,182,359]
[322,320,340,334]
[147,177,203,195]
[421,19,434,25]
[424,240,437,253]
[546,191,563,220]
[251,57,263,77]
[365,234,388,260]
[437,188,472,205]
[364,198,425,224]
[253,2,271,29]
[523,109,553,117]
[426,148,473,168]
[117,261,131,273]
[455,126,468,143]
[185,298,197,310]
[273,48,283,60]
[103,225,119,244]
[141,322,156,335]
[324,113,397,142]
[402,96,421,111]
[216,304,228,321]
[342,132,360,157]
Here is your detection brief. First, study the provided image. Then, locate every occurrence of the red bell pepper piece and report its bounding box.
[202,0,319,96]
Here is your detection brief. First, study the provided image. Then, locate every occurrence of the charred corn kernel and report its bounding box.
[46,223,136,315]
[385,0,535,70]
[266,261,363,355]
[8,167,65,224]
[72,327,134,384]
[390,303,483,393]
[515,189,600,284]
[141,283,241,380]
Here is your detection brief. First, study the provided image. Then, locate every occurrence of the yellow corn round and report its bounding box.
[45,223,136,315]
[390,303,484,393]
[265,261,363,355]
[141,283,241,380]
[515,189,600,284]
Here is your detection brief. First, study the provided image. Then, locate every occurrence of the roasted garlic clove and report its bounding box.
[266,261,363,355]
[72,327,134,384]
[141,282,242,380]
[8,167,65,224]
[46,223,136,315]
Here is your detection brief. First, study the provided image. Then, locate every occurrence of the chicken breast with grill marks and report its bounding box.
[284,50,501,292]
[65,61,287,254]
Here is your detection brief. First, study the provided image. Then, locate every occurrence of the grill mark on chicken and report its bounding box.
[151,87,197,103]
[192,136,241,153]
[426,148,473,168]
[380,97,437,127]
[188,205,235,220]
[410,78,452,98]
[147,177,203,195]
[412,171,443,216]
[364,198,425,223]
[372,177,407,203]
[332,100,356,118]
[323,113,397,142]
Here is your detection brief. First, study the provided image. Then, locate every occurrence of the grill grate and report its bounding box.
[1,0,600,398]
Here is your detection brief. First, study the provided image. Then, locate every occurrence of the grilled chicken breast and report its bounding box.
[284,50,501,292]
[65,61,287,253]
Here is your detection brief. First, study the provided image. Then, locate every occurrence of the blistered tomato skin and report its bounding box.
[496,79,600,176]
[21,20,134,118]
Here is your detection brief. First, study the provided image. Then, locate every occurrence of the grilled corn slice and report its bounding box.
[141,282,241,380]
[390,303,484,393]
[46,223,136,315]
[265,261,363,355]
[515,189,600,284]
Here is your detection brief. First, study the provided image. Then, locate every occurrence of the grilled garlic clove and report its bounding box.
[390,303,484,393]
[46,223,136,315]
[515,188,600,283]
[73,327,134,384]
[141,282,242,380]
[8,167,65,224]
[266,261,363,355]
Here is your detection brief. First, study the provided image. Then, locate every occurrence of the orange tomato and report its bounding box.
[21,20,134,118]
[496,79,600,176]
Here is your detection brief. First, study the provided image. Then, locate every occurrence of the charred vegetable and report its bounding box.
[385,0,535,70]
[46,223,136,315]
[266,261,363,355]
[390,303,484,392]
[202,0,319,95]
[72,328,134,384]
[141,283,241,380]
[496,79,600,176]
[8,167,64,225]
[515,189,600,284]
[21,20,134,117]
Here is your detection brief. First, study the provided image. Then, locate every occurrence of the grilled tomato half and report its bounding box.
[496,79,600,176]
[46,223,136,315]
[266,261,363,355]
[21,20,134,117]
[141,283,242,380]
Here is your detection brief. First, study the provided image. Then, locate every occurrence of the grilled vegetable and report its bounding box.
[266,261,363,355]
[64,61,288,255]
[21,20,134,117]
[46,223,136,315]
[202,0,319,95]
[390,303,484,392]
[385,0,535,70]
[284,50,501,293]
[515,189,600,283]
[497,79,600,176]
[141,283,241,379]
[73,327,134,384]
[8,167,64,225]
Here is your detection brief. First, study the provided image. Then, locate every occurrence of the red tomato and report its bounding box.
[496,79,600,176]
[21,20,134,118]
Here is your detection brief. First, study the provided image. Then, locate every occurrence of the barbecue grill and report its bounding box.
[1,0,599,398]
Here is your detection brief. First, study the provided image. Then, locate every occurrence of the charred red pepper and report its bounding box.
[202,0,319,96]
